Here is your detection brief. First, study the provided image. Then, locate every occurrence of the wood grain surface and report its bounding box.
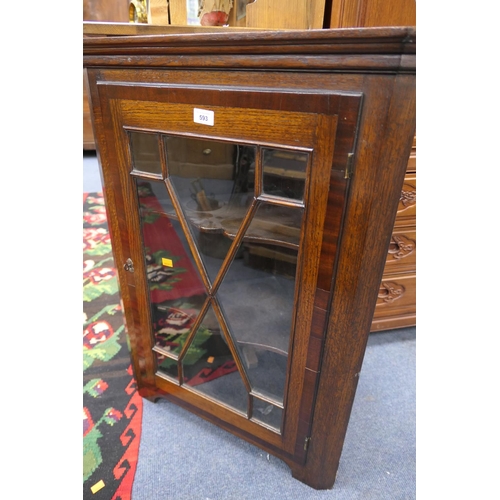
[84,27,415,490]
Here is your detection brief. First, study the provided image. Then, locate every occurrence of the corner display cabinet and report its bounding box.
[83,24,416,490]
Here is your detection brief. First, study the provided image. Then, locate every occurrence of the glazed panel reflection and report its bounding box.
[130,132,309,433]
[136,180,207,363]
[182,304,248,415]
[262,148,308,201]
[130,132,162,176]
[217,203,303,404]
[165,136,256,284]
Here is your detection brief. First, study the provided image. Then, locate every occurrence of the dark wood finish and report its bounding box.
[84,24,415,490]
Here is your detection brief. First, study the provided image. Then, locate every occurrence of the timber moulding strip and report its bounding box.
[84,55,413,73]
[83,23,416,55]
[83,25,416,74]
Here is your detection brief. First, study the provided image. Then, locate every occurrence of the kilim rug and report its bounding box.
[83,192,142,500]
[83,190,240,499]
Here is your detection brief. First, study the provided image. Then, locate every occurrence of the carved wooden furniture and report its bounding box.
[83,24,416,489]
[371,136,416,331]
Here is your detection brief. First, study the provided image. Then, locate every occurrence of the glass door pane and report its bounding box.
[166,136,256,286]
[217,202,303,404]
[131,132,310,433]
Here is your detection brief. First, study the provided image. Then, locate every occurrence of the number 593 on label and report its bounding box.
[193,108,215,126]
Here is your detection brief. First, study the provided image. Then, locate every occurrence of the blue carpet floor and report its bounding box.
[131,327,416,500]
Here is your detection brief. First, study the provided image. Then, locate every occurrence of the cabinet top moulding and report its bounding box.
[83,23,415,74]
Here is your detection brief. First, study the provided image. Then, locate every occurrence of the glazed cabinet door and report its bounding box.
[93,79,361,465]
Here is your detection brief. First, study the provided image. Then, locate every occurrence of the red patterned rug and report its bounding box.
[83,192,142,500]
[83,187,242,498]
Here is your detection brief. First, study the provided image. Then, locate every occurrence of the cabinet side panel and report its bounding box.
[295,73,416,489]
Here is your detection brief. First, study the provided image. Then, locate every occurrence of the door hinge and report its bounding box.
[304,437,311,451]
[344,152,355,179]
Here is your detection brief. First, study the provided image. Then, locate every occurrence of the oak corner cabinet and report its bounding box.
[83,25,416,490]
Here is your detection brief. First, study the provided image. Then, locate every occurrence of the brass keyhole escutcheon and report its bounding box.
[124,258,134,272]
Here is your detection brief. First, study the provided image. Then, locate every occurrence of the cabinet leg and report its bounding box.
[288,462,337,490]
[138,386,162,403]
